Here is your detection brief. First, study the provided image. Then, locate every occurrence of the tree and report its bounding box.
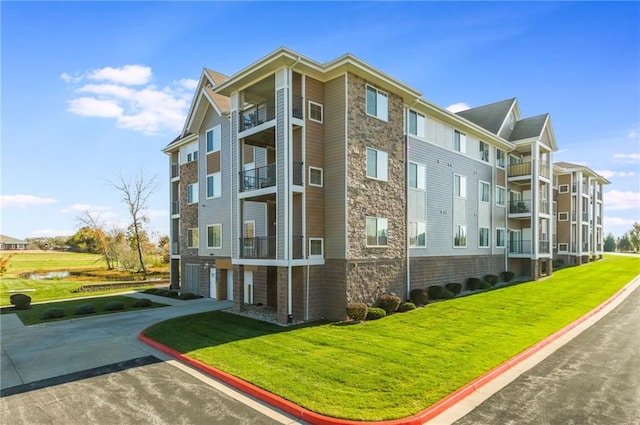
[67,226,103,254]
[157,235,170,264]
[110,170,159,276]
[617,233,632,252]
[603,233,616,252]
[0,254,12,276]
[629,222,640,253]
[75,211,117,269]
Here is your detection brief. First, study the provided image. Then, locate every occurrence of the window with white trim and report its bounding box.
[309,101,323,123]
[187,183,198,204]
[559,184,569,193]
[496,186,506,207]
[366,148,388,181]
[558,243,568,252]
[366,217,388,247]
[187,228,199,248]
[207,224,222,249]
[206,126,221,153]
[454,174,467,198]
[479,141,490,162]
[559,212,569,221]
[206,173,221,199]
[454,225,467,247]
[308,167,323,187]
[409,222,426,247]
[479,227,490,247]
[408,110,425,138]
[309,238,324,257]
[408,162,426,190]
[496,228,506,248]
[479,181,490,203]
[366,85,388,121]
[497,149,506,168]
[454,130,466,153]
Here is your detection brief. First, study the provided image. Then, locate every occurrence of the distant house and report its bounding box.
[0,235,28,250]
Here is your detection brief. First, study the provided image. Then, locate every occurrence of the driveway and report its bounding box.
[0,293,302,425]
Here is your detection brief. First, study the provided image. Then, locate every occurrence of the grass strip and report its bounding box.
[145,255,640,421]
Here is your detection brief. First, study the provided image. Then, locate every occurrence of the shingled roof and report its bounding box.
[509,113,549,141]
[456,98,516,135]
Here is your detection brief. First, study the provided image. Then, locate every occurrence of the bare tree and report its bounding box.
[76,211,115,269]
[110,170,159,277]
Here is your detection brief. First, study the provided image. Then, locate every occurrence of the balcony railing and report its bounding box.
[582,212,589,221]
[509,199,532,214]
[539,241,550,254]
[239,236,303,259]
[508,240,532,254]
[171,201,179,215]
[582,242,589,252]
[539,200,550,215]
[293,162,304,186]
[171,163,179,179]
[540,163,550,179]
[240,98,276,132]
[292,95,303,119]
[508,162,531,177]
[171,242,180,255]
[240,163,276,192]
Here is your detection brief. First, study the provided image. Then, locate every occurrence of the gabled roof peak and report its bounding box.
[456,98,517,135]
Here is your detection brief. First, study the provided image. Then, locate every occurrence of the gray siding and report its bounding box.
[276,87,286,259]
[323,75,347,259]
[231,108,239,258]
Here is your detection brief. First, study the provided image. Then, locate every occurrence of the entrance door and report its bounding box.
[226,270,233,301]
[244,270,253,304]
[209,267,217,299]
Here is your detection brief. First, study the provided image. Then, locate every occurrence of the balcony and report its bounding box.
[171,242,180,255]
[582,212,589,221]
[240,164,276,192]
[171,163,179,179]
[239,236,303,259]
[509,199,531,214]
[539,241,550,254]
[171,201,180,215]
[293,162,304,186]
[292,95,303,120]
[508,162,531,177]
[539,163,550,179]
[240,98,275,132]
[508,240,532,255]
[539,200,550,215]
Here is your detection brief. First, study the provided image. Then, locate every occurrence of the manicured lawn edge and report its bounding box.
[140,274,640,425]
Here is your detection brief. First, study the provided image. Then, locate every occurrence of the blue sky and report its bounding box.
[2,1,639,240]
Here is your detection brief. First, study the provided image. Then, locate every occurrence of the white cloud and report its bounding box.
[1,194,57,208]
[604,190,640,211]
[177,78,198,91]
[597,170,637,179]
[446,102,470,113]
[30,229,74,237]
[628,131,638,139]
[60,204,112,214]
[67,97,123,118]
[613,153,640,162]
[88,65,152,85]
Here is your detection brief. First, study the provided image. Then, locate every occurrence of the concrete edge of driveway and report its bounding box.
[139,274,640,425]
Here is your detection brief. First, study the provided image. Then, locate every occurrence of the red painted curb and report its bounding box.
[139,280,634,425]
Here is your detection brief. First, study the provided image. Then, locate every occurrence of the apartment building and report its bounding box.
[553,162,609,265]
[164,47,605,324]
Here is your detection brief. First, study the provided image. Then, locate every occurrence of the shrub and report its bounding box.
[10,294,32,310]
[409,288,429,306]
[41,308,66,319]
[155,289,171,296]
[365,307,386,320]
[74,304,96,315]
[376,294,401,314]
[142,288,160,295]
[466,277,482,291]
[484,275,499,286]
[441,290,456,300]
[167,291,180,299]
[346,303,368,321]
[178,292,200,300]
[445,282,462,295]
[500,271,515,283]
[132,298,153,308]
[397,302,416,312]
[479,281,492,290]
[103,301,125,311]
[427,285,444,300]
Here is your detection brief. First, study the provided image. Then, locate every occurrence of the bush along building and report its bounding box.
[163,48,609,324]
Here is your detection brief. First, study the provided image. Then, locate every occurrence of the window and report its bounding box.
[559,184,569,193]
[187,183,198,204]
[480,181,490,203]
[366,85,388,121]
[558,243,568,252]
[454,130,466,153]
[408,110,425,138]
[187,151,198,162]
[454,174,467,198]
[479,141,489,162]
[187,228,199,248]
[408,162,426,190]
[309,101,323,123]
[308,167,323,187]
[409,222,426,247]
[559,212,569,221]
[206,173,221,199]
[206,126,221,153]
[496,228,506,248]
[497,149,506,168]
[366,217,388,247]
[366,148,388,181]
[207,224,222,249]
[479,227,490,247]
[496,186,506,207]
[309,238,324,257]
[454,225,467,247]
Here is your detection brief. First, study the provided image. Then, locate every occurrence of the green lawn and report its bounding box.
[1,295,167,325]
[145,255,640,421]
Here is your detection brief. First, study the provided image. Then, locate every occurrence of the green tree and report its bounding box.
[603,233,616,252]
[158,235,170,264]
[67,226,103,254]
[617,233,632,252]
[629,222,640,253]
[0,254,12,276]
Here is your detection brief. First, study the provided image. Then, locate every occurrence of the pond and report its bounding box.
[23,271,71,280]
[19,271,168,281]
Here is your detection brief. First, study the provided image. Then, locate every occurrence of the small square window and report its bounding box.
[309,238,323,257]
[559,184,569,193]
[559,212,569,221]
[309,101,323,123]
[309,167,323,187]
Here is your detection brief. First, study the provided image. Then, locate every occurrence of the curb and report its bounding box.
[139,275,640,425]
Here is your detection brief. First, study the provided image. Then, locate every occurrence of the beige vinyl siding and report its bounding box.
[324,75,347,259]
[306,76,325,239]
[556,174,572,244]
[207,151,220,174]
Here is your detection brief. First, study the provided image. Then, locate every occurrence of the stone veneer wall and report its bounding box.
[410,255,505,290]
[179,161,200,293]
